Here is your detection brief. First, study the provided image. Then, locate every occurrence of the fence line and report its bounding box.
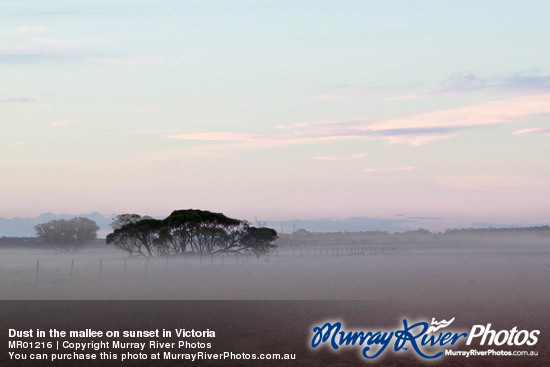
[28,245,405,288]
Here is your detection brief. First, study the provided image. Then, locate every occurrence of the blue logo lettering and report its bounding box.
[310,318,468,360]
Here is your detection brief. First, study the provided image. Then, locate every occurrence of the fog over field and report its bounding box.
[1,233,548,306]
[2,230,549,366]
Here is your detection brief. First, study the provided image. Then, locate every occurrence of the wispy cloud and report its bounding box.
[513,127,550,136]
[147,135,362,161]
[387,72,550,100]
[294,93,550,144]
[313,154,367,161]
[381,134,455,146]
[162,93,550,150]
[368,94,550,131]
[364,166,414,173]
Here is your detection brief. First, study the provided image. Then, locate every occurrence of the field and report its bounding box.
[0,239,548,303]
[1,240,549,365]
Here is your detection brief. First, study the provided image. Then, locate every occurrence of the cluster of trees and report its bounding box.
[106,209,278,257]
[28,214,550,252]
[34,217,99,251]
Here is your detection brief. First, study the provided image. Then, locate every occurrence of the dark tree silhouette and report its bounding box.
[106,218,165,256]
[106,209,278,257]
[240,226,278,257]
[34,217,99,251]
[164,209,244,254]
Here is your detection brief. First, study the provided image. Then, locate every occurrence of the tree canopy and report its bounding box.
[34,217,99,251]
[106,209,278,257]
[110,213,154,230]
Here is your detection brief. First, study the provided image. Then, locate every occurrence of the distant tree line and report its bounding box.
[106,209,278,257]
[276,226,550,247]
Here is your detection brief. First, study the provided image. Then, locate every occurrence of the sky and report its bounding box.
[1,0,550,229]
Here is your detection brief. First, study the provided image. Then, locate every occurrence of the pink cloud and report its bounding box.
[382,134,455,146]
[297,94,550,145]
[163,93,550,149]
[513,127,550,136]
[369,94,550,131]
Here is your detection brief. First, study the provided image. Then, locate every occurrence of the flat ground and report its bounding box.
[0,241,548,366]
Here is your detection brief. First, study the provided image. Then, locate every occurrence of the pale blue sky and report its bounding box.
[1,1,550,229]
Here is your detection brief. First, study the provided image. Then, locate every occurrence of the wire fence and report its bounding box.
[3,245,405,290]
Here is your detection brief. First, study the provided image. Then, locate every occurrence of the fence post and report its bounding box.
[99,259,103,275]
